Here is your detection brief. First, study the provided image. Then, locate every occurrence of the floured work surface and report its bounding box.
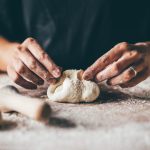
[0,73,150,150]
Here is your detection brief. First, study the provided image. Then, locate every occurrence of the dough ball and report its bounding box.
[47,70,100,103]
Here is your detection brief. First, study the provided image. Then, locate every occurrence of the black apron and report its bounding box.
[0,0,150,69]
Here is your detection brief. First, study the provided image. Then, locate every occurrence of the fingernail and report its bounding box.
[83,74,91,80]
[95,74,104,82]
[52,69,61,78]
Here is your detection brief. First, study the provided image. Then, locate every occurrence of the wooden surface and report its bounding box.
[0,74,150,150]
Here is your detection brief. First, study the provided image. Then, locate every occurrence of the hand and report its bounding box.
[83,42,150,88]
[7,37,62,89]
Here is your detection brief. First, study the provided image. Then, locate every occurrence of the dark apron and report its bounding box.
[1,0,150,69]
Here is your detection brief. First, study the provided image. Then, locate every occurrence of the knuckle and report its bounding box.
[112,63,120,74]
[39,52,48,61]
[87,66,95,74]
[16,45,22,53]
[28,60,36,70]
[129,50,139,57]
[120,42,129,48]
[130,50,143,60]
[16,45,26,53]
[49,63,56,71]
[42,71,51,80]
[116,42,130,51]
[124,69,134,80]
[101,54,110,64]
[24,37,36,44]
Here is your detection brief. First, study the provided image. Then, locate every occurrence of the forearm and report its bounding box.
[0,37,19,72]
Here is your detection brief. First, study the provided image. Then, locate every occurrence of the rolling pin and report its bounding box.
[0,112,2,124]
[0,86,51,122]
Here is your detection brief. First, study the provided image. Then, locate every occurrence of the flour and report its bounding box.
[47,70,100,103]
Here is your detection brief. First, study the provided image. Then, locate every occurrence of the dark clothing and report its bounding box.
[0,0,150,69]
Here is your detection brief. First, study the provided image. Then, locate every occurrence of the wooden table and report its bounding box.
[0,74,150,150]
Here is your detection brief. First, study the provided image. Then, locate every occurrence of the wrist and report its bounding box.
[0,41,20,72]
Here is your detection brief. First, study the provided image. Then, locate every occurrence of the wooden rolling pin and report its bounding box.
[0,86,51,122]
[0,112,2,124]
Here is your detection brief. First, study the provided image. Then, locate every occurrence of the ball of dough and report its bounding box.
[47,70,100,103]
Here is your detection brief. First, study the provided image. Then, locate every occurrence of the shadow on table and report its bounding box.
[48,116,76,128]
[0,121,17,131]
[79,90,131,105]
[98,90,130,103]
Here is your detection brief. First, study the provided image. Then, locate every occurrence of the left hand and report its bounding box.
[83,42,150,88]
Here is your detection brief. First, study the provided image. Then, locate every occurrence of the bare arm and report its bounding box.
[0,37,19,72]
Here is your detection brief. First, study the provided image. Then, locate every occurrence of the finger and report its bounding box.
[22,38,61,78]
[12,57,44,85]
[83,42,133,80]
[95,50,142,82]
[7,66,37,89]
[107,59,146,86]
[16,46,54,83]
[120,68,149,88]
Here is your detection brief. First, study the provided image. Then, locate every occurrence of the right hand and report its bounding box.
[7,37,62,89]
